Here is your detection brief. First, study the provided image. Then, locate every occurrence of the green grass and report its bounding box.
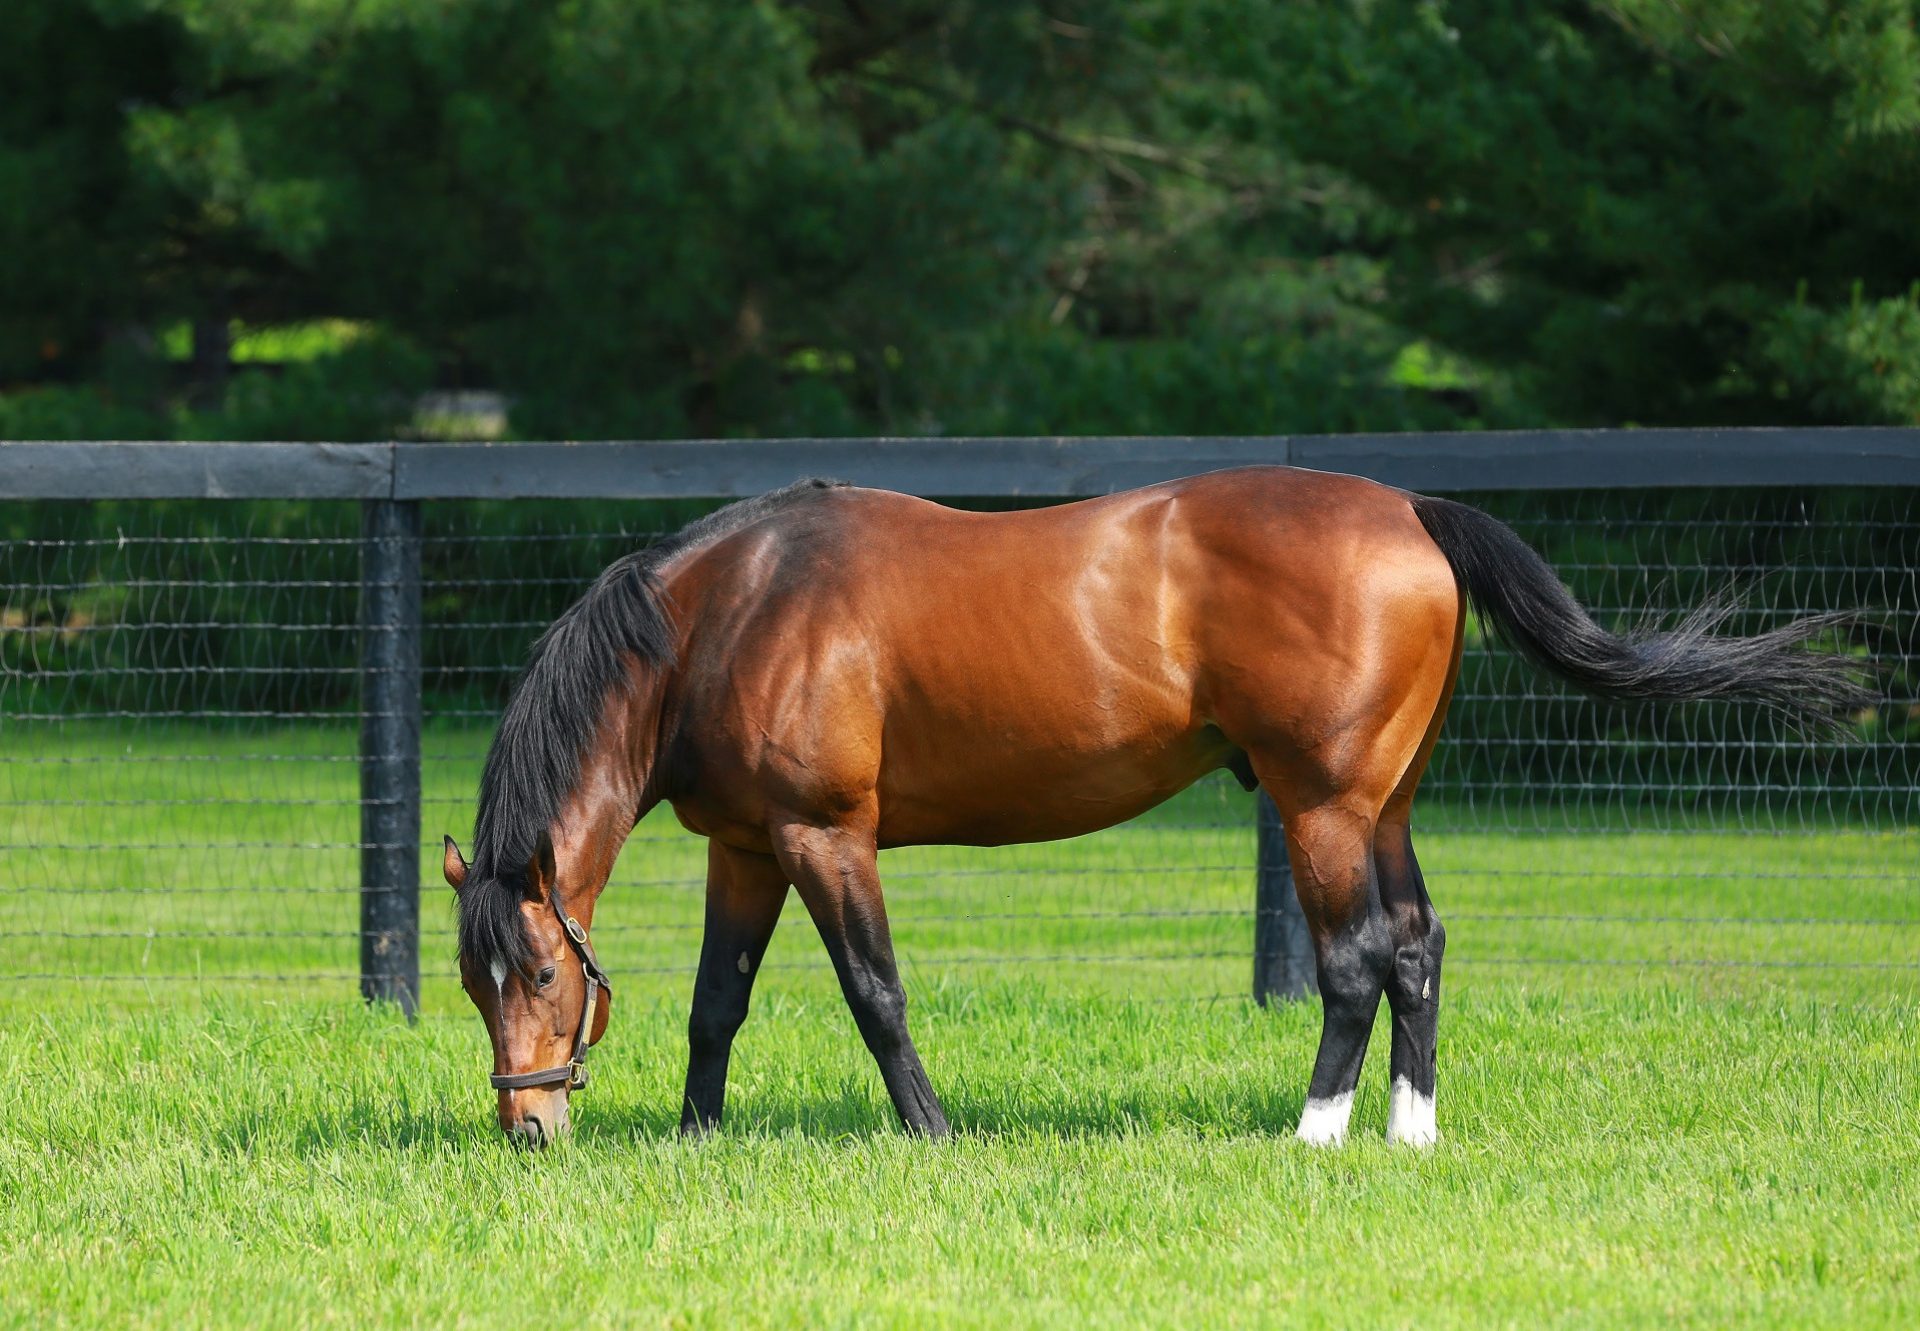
[2,989,1915,1328]
[1,724,1916,1327]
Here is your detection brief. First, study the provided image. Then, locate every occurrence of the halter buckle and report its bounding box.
[567,1061,590,1091]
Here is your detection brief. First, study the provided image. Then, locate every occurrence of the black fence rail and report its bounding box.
[1,433,1915,1009]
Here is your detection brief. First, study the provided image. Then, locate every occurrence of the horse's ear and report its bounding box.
[526,829,556,903]
[442,835,469,893]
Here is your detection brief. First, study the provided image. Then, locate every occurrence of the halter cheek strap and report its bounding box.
[489,910,612,1094]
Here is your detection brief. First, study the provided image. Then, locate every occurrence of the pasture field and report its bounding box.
[0,726,1915,1327]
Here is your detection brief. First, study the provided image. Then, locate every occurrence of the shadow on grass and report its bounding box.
[261,1079,1308,1155]
[224,1099,493,1155]
[576,1083,1308,1144]
[260,997,1313,1152]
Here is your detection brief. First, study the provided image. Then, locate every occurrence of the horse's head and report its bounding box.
[444,831,612,1148]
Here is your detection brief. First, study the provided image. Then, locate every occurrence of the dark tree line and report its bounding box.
[7,1,1920,440]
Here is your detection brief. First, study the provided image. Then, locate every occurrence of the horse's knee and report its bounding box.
[688,989,750,1056]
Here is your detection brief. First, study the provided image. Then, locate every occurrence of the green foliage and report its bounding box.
[1178,0,1920,426]
[183,332,435,441]
[0,384,164,441]
[1763,285,1920,422]
[13,0,1920,439]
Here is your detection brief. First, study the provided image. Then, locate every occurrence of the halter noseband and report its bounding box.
[488,903,612,1094]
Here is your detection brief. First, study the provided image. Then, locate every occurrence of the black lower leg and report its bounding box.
[1303,911,1393,1106]
[1378,824,1444,1139]
[832,955,951,1138]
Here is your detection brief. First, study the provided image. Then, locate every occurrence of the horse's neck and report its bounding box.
[545,671,666,925]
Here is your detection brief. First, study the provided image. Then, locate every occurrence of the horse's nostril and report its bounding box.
[506,1115,548,1149]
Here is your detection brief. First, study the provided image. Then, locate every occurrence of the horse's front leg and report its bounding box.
[681,841,789,1135]
[773,818,951,1137]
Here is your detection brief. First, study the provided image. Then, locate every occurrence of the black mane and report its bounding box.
[457,477,846,973]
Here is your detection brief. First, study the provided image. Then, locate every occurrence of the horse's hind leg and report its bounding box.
[1277,799,1393,1146]
[1374,610,1460,1146]
[1246,593,1460,1145]
[682,841,790,1135]
[1376,822,1443,1146]
[772,819,951,1137]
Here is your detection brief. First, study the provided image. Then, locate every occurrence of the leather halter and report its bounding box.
[488,903,612,1094]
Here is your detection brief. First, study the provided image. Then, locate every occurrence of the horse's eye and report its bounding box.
[536,966,557,989]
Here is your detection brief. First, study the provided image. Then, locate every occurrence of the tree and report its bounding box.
[1172,0,1920,425]
[6,1,1920,440]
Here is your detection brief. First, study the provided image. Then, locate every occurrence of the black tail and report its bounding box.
[1410,494,1870,733]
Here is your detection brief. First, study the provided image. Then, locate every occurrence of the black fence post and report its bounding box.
[1254,792,1317,1005]
[359,499,422,1017]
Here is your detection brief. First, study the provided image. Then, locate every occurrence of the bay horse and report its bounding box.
[441,468,1860,1148]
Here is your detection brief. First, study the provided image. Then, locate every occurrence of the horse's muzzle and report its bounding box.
[504,1117,553,1149]
[499,1087,571,1148]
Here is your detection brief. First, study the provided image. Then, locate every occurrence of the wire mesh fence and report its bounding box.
[1,482,1914,1007]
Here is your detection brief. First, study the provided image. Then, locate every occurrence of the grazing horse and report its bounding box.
[442,469,1860,1148]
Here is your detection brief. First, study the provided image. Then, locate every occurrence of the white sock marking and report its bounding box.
[1296,1091,1354,1146]
[1386,1075,1438,1147]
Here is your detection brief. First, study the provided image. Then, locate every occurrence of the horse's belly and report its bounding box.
[873,722,1232,848]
